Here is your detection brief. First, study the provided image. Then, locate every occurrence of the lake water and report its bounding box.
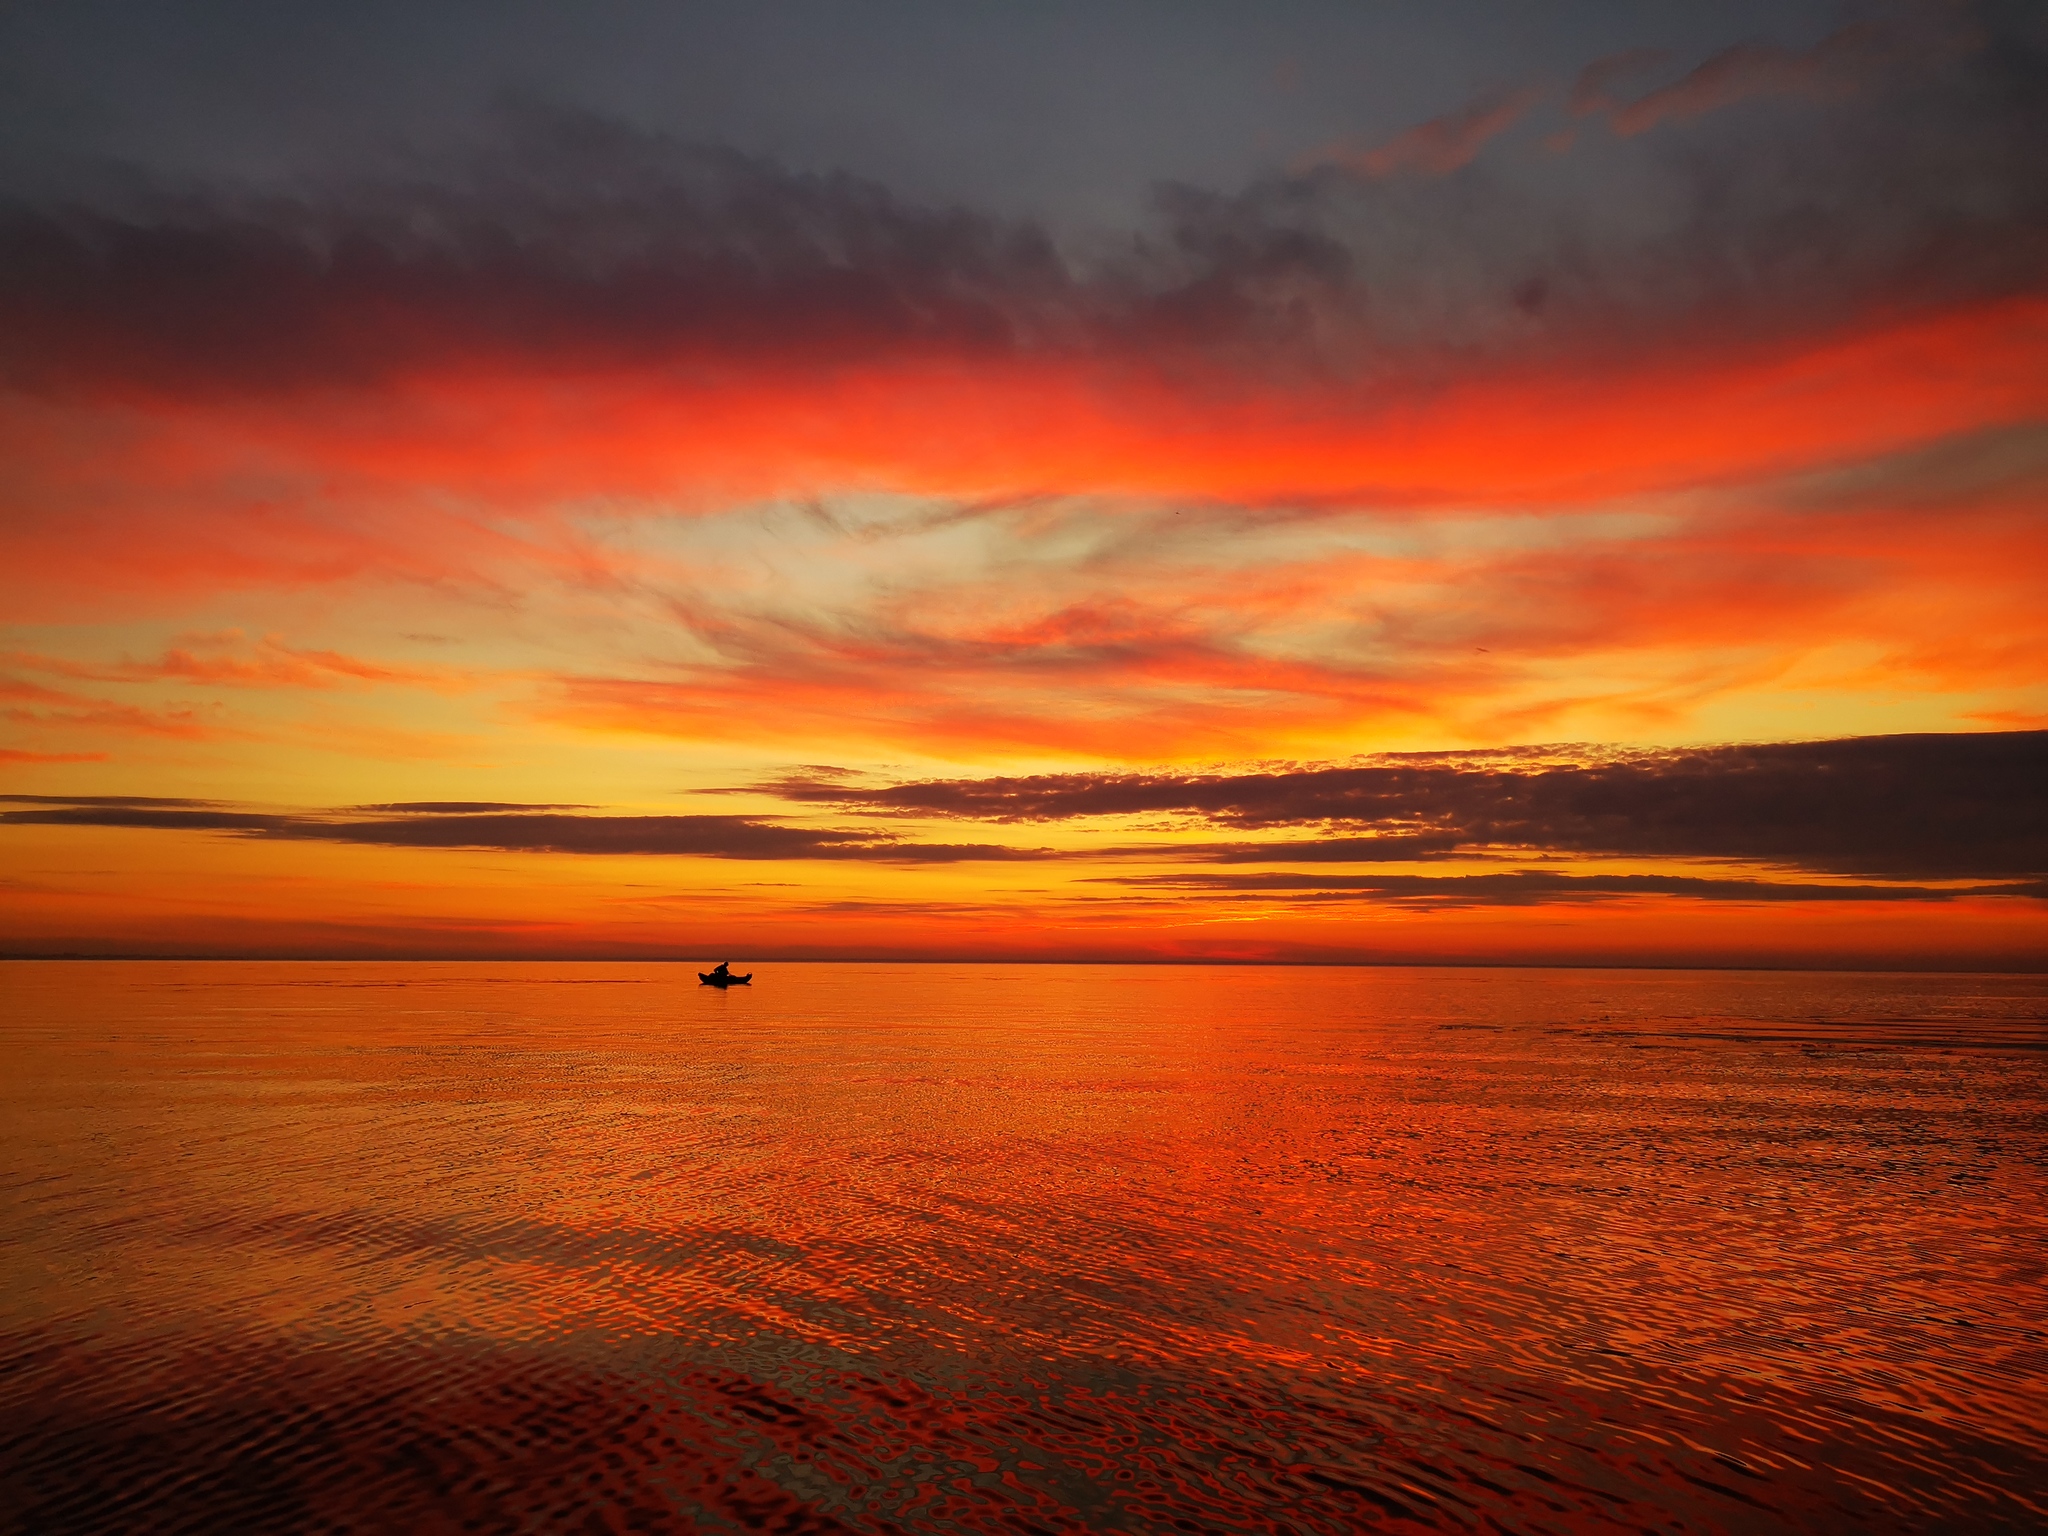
[2,961,2044,1533]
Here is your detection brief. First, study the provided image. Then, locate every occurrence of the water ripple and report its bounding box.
[2,960,2043,1533]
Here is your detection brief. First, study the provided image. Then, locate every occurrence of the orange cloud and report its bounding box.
[6,636,447,690]
[4,294,2039,631]
[3,698,239,742]
[0,748,108,764]
[516,457,2047,763]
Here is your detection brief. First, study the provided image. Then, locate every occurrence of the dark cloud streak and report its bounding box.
[10,728,2046,900]
[346,801,594,813]
[0,793,223,807]
[749,731,2048,881]
[0,803,1054,863]
[1102,869,2043,908]
[0,806,287,831]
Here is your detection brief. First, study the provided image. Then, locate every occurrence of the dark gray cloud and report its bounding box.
[11,732,2045,900]
[346,801,594,813]
[258,813,1053,861]
[1,805,289,832]
[747,730,2048,880]
[1165,9,2047,365]
[0,1,1835,223]
[0,793,222,807]
[0,802,1053,862]
[0,116,1073,395]
[2,4,2041,401]
[1187,835,1462,864]
[1101,870,2044,908]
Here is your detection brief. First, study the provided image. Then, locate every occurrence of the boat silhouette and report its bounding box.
[699,970,752,987]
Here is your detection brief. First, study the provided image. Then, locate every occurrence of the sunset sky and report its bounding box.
[3,0,2043,965]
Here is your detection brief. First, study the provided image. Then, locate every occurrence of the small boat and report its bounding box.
[699,971,753,987]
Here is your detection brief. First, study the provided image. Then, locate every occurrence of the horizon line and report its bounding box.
[4,954,2044,975]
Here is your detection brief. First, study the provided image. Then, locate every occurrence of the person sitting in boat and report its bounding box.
[710,960,731,979]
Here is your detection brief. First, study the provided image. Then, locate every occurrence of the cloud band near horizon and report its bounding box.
[8,730,2042,893]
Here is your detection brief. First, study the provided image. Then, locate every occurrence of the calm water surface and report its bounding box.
[2,961,2044,1533]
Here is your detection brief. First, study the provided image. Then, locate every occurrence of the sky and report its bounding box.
[2,0,2044,965]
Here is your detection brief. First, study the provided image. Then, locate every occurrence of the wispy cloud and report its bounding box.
[541,464,2047,761]
[1568,48,1670,118]
[1099,870,2043,908]
[1312,83,1544,178]
[1606,23,1894,137]
[4,636,449,691]
[0,801,1057,863]
[3,696,240,741]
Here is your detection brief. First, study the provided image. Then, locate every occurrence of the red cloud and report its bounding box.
[1608,23,1892,136]
[1568,48,1669,118]
[1315,84,1545,177]
[4,293,2039,627]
